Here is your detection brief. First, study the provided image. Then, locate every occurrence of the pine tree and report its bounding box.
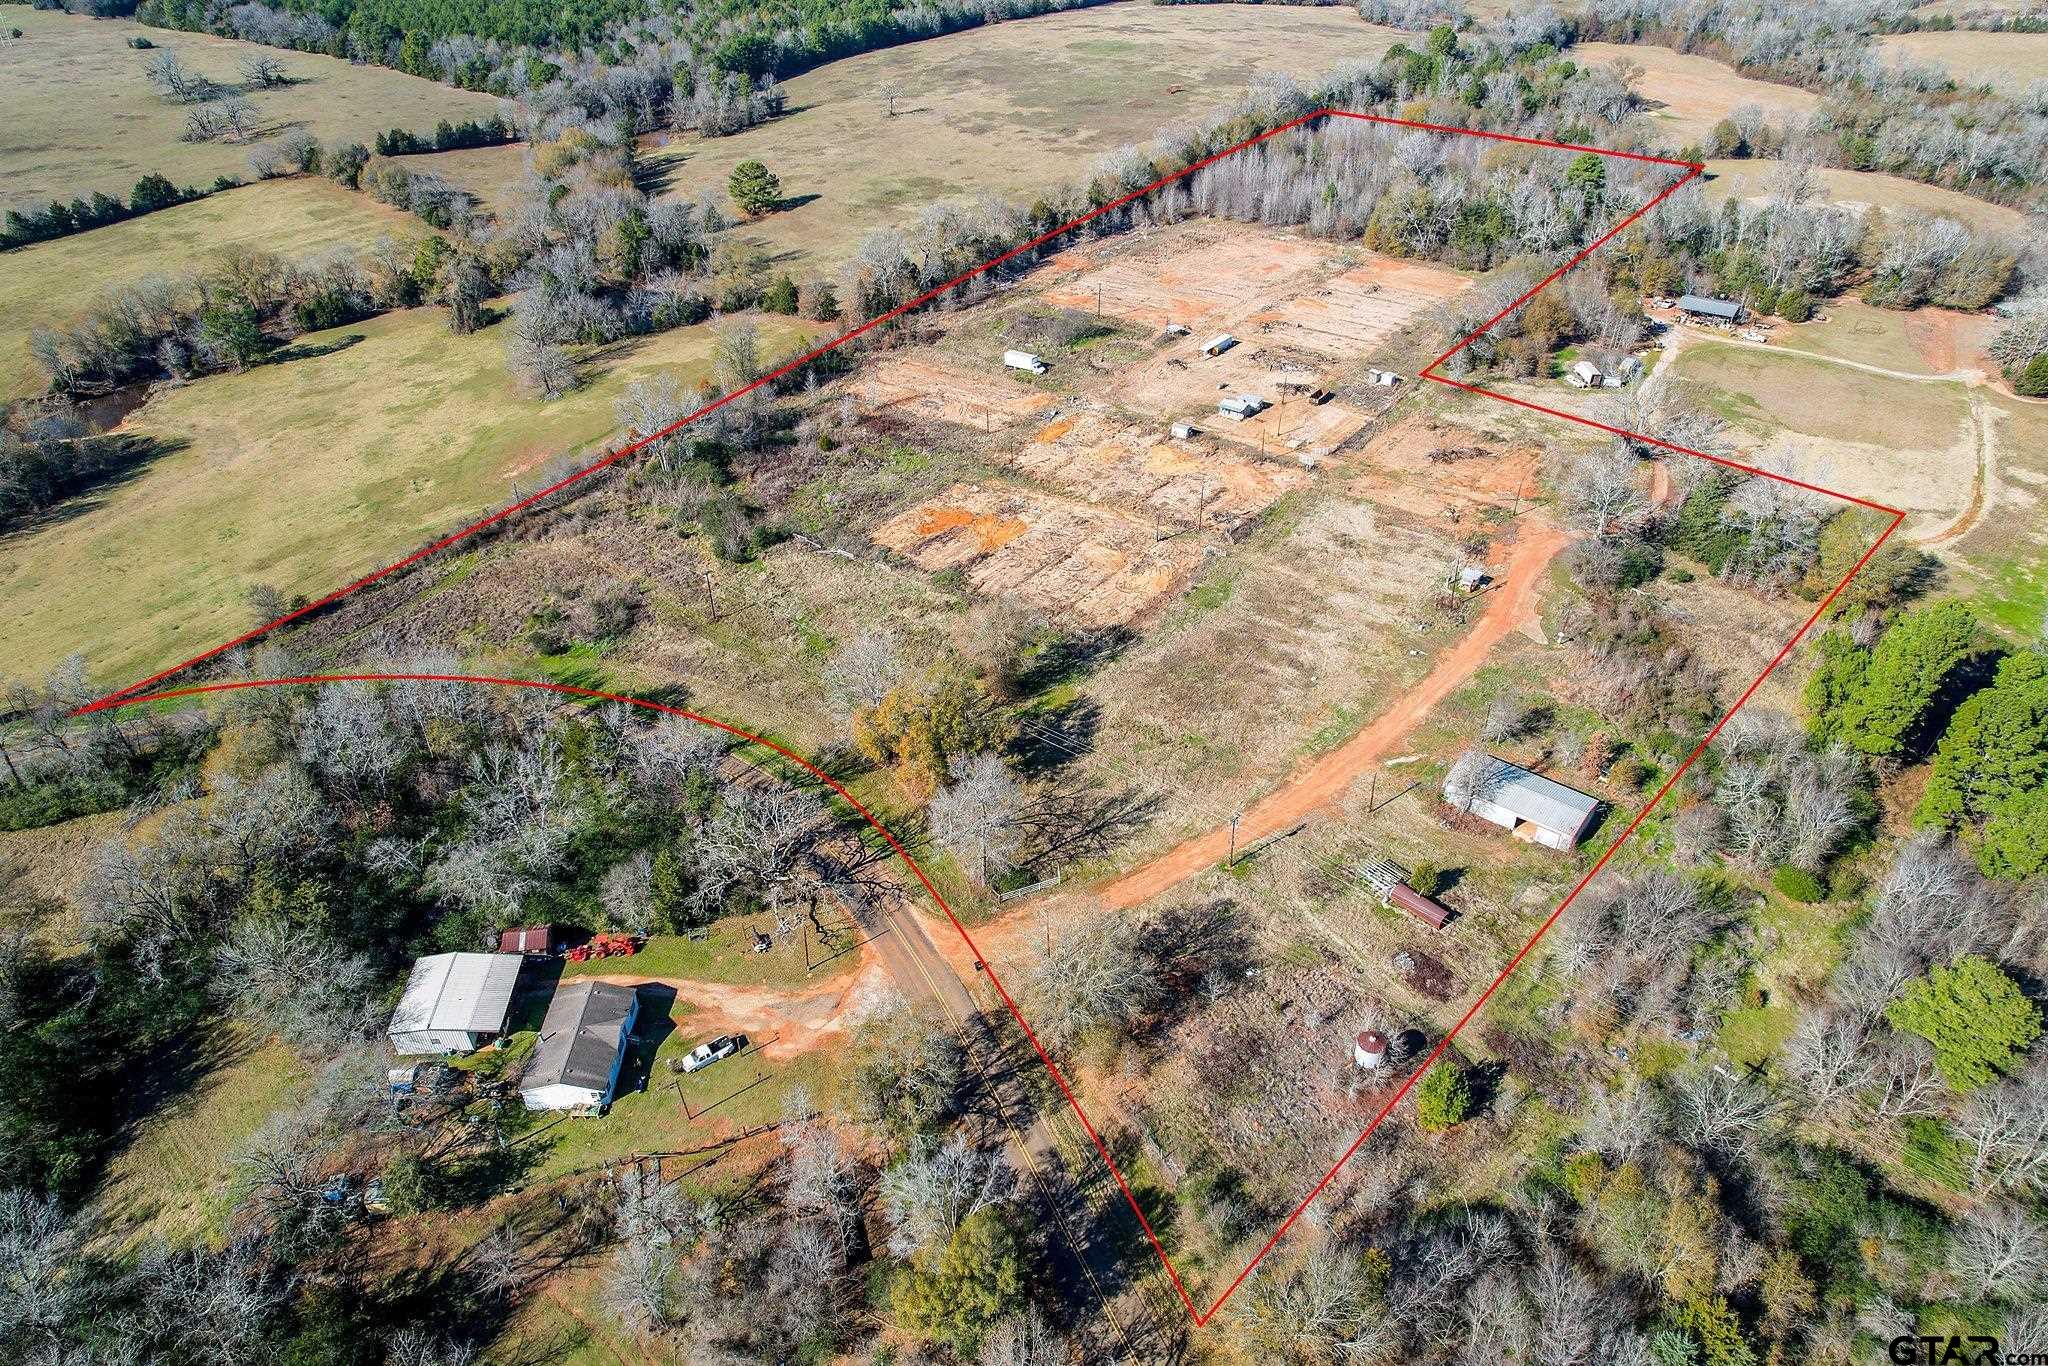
[727,160,781,217]
[893,1208,1025,1355]
[1414,1062,1473,1131]
[1885,955,2042,1091]
[1834,602,1978,756]
[1918,652,2048,833]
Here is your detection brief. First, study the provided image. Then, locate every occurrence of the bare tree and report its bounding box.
[827,627,902,717]
[1957,1062,2048,1194]
[147,50,215,104]
[928,751,1028,886]
[878,1134,1017,1258]
[1949,1204,2048,1302]
[238,53,288,88]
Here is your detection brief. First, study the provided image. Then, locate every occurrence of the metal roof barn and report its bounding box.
[1448,755,1602,851]
[388,952,522,1054]
[1676,294,1741,321]
[521,981,640,1113]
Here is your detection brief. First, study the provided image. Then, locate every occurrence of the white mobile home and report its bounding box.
[388,952,522,1054]
[520,981,640,1113]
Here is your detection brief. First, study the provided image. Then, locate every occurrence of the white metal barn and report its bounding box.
[388,952,522,1054]
[520,981,640,1113]
[1447,755,1602,851]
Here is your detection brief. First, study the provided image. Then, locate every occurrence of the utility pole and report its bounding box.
[1227,809,1243,866]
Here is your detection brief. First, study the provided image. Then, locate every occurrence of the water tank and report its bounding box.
[1354,1030,1388,1069]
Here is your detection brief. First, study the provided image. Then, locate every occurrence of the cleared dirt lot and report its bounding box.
[1574,42,1819,146]
[640,4,1407,275]
[0,9,498,209]
[871,481,1206,627]
[1880,29,2048,94]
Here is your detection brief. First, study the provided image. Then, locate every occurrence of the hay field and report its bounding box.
[1572,42,1819,146]
[1699,158,2034,236]
[0,308,818,688]
[641,4,1406,276]
[1880,29,2048,93]
[1670,340,1979,531]
[0,9,499,210]
[2,177,425,400]
[1774,297,1999,378]
[1950,393,2048,636]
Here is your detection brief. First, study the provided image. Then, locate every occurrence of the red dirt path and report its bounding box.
[1097,518,1570,908]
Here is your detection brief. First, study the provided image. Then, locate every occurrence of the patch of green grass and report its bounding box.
[1720,1005,1796,1068]
[559,915,860,991]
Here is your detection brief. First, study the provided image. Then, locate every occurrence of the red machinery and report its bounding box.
[565,933,641,963]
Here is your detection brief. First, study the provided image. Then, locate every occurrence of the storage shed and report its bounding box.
[1447,754,1602,851]
[1217,394,1267,420]
[520,981,640,1114]
[388,952,522,1054]
[498,925,562,955]
[1202,333,1238,357]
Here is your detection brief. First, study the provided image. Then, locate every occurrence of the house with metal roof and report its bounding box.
[1675,294,1742,322]
[1446,754,1602,851]
[520,981,640,1114]
[388,952,522,1054]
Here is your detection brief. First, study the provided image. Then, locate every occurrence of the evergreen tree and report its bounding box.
[1802,630,1868,743]
[1885,955,2042,1091]
[1415,1061,1473,1131]
[727,160,781,217]
[893,1208,1025,1355]
[1834,602,1978,756]
[1918,651,2048,841]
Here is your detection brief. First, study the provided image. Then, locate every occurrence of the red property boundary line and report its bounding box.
[70,111,1907,1326]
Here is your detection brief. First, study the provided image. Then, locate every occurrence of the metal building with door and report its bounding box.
[388,952,522,1054]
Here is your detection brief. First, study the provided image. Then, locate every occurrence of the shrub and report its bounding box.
[1886,955,2042,1091]
[1901,1116,1970,1192]
[1414,1061,1473,1131]
[1408,862,1446,897]
[1770,866,1825,902]
[1777,288,1814,322]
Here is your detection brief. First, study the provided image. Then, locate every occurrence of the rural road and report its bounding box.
[1096,516,1571,909]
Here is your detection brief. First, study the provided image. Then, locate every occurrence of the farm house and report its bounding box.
[1445,754,1602,851]
[387,952,522,1054]
[519,981,640,1114]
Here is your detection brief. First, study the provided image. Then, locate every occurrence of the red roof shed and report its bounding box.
[498,925,561,955]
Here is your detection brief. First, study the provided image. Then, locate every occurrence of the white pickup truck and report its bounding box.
[680,1034,746,1073]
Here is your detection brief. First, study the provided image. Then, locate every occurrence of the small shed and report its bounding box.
[1567,359,1602,388]
[1457,566,1489,593]
[520,981,640,1114]
[1002,349,1048,374]
[1447,755,1602,851]
[1676,294,1742,323]
[1369,368,1401,387]
[1390,884,1453,929]
[497,925,561,956]
[1201,333,1238,357]
[1217,394,1267,420]
[388,952,522,1054]
[1169,421,1198,440]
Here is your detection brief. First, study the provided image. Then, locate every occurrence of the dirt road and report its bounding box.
[1096,517,1571,909]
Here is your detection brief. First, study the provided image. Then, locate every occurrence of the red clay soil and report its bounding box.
[1095,517,1572,909]
[583,949,894,1059]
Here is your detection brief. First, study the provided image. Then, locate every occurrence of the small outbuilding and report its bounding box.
[1446,754,1602,852]
[1567,359,1603,388]
[1369,368,1401,387]
[388,952,522,1054]
[1217,393,1267,420]
[1675,294,1742,323]
[1201,333,1238,357]
[1390,883,1454,929]
[520,981,640,1114]
[1170,421,1198,440]
[1354,1030,1389,1069]
[497,925,562,956]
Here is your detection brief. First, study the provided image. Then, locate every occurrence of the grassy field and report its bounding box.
[1699,158,2034,236]
[1880,29,2048,94]
[1952,392,2048,636]
[1773,297,1997,378]
[2,176,425,400]
[0,9,499,210]
[88,1023,309,1250]
[1571,41,1818,147]
[639,4,1407,277]
[559,915,864,990]
[1674,340,1972,450]
[0,307,820,689]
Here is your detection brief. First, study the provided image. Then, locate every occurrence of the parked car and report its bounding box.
[679,1034,746,1073]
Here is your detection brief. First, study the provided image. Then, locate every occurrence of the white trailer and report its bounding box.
[1003,349,1048,374]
